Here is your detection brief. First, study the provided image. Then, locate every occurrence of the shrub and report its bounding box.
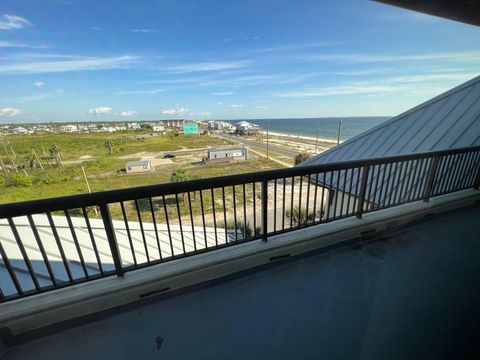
[285,206,316,224]
[221,220,262,240]
[6,173,33,187]
[294,152,311,165]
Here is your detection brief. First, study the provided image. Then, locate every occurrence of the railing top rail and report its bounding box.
[1,145,479,219]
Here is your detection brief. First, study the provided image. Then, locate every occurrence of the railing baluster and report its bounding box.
[200,190,208,249]
[423,156,440,202]
[312,173,319,221]
[175,194,186,254]
[222,187,228,243]
[243,184,247,240]
[232,186,238,242]
[319,172,326,222]
[0,233,24,295]
[64,210,89,279]
[473,151,480,189]
[356,166,370,218]
[187,192,197,252]
[326,172,333,221]
[262,180,268,241]
[305,174,311,225]
[149,198,163,260]
[282,178,286,230]
[82,207,104,274]
[273,179,277,232]
[120,202,137,266]
[99,204,124,277]
[290,176,295,228]
[211,188,218,247]
[47,212,73,282]
[27,215,57,286]
[162,195,174,257]
[134,199,150,263]
[347,168,356,215]
[298,176,303,228]
[332,170,340,219]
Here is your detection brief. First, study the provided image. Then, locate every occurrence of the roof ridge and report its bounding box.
[303,74,480,165]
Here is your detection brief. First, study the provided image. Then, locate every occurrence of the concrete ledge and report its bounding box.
[1,189,479,335]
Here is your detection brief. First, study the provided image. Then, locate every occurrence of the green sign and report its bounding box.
[183,123,199,135]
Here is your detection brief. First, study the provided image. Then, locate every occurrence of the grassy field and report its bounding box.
[0,132,284,215]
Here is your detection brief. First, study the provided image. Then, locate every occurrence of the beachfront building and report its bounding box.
[236,121,260,135]
[300,75,480,219]
[160,119,185,129]
[126,160,152,174]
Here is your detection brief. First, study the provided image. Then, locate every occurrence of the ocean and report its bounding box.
[227,117,389,142]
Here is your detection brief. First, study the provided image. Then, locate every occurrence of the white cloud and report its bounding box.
[198,111,211,116]
[116,88,164,95]
[211,91,234,96]
[119,110,136,117]
[33,81,45,88]
[88,106,112,115]
[0,55,139,75]
[0,14,32,30]
[274,71,478,99]
[228,104,244,108]
[0,41,46,49]
[129,28,157,33]
[255,105,268,109]
[0,108,20,117]
[213,102,222,105]
[159,106,189,115]
[91,26,102,31]
[162,60,251,74]
[301,50,480,64]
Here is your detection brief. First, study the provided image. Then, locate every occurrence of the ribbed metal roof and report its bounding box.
[302,75,480,206]
[303,75,480,167]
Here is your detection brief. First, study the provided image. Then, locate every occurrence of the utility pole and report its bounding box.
[336,119,343,146]
[266,119,270,159]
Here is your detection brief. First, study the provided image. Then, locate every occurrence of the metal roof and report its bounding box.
[304,75,480,166]
[302,75,480,205]
[126,160,150,167]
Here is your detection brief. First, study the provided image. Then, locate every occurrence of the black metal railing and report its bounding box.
[1,146,480,302]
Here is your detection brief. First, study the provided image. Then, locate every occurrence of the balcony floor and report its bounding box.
[3,204,480,360]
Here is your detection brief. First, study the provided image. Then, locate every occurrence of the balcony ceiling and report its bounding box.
[376,0,480,26]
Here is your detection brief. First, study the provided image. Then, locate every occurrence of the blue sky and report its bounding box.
[0,0,479,123]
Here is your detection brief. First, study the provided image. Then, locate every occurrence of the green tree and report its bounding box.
[294,152,311,165]
[170,169,200,204]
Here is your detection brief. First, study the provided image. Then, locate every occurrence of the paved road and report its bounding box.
[216,134,300,158]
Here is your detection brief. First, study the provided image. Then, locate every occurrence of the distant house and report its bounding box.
[207,147,249,161]
[61,124,78,133]
[126,160,152,174]
[152,125,165,132]
[11,127,28,135]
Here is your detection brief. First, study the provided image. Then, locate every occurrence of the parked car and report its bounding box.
[163,153,176,158]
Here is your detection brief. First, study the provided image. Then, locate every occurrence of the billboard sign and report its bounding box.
[183,123,199,135]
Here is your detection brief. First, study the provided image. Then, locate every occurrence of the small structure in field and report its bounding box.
[126,160,152,173]
[206,147,249,163]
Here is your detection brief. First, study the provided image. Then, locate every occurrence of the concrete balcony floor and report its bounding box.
[3,203,480,360]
